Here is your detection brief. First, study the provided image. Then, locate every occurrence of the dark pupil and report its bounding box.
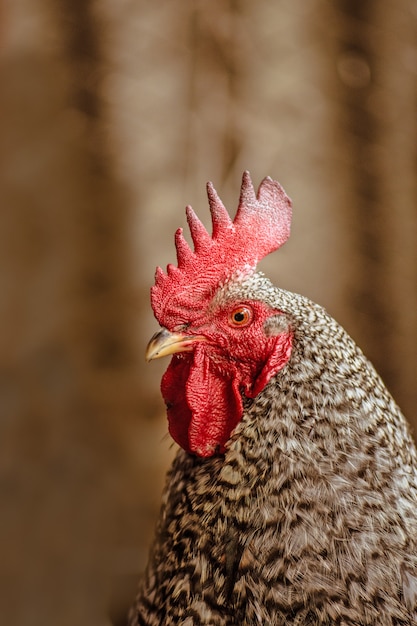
[234,311,245,323]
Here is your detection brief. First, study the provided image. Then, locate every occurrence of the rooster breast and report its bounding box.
[130,281,417,625]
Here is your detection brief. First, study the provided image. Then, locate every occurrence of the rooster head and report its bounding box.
[146,172,293,457]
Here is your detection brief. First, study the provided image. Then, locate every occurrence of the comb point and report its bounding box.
[175,228,193,268]
[238,170,256,208]
[186,205,211,252]
[154,266,165,284]
[207,181,232,239]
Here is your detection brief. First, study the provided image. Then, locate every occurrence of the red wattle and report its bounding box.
[160,332,293,458]
[161,346,243,457]
[161,354,194,453]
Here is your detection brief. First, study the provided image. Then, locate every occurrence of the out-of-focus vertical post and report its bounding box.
[0,1,136,624]
[325,0,417,424]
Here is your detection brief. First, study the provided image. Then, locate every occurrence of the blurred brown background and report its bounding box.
[0,1,416,625]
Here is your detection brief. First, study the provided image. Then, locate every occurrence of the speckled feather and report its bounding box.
[129,273,417,625]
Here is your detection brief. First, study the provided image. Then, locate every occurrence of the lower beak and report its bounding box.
[145,328,206,361]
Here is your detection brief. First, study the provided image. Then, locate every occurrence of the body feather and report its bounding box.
[130,277,417,625]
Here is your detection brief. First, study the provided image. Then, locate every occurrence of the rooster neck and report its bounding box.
[135,293,417,624]
[165,289,417,513]
[163,303,417,557]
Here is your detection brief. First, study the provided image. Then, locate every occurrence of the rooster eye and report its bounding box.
[229,306,253,327]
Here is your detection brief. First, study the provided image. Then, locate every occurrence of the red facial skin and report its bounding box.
[150,174,293,457]
[160,300,293,457]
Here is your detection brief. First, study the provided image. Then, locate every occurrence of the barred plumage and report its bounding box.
[129,176,417,625]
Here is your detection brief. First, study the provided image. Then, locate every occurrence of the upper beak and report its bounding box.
[145,328,206,361]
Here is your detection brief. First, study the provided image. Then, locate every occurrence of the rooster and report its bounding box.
[129,172,417,625]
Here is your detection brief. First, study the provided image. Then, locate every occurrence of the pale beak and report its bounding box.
[145,328,206,361]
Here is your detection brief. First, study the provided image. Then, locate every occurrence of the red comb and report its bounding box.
[151,171,292,329]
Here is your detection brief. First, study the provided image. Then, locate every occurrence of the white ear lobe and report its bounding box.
[263,314,291,337]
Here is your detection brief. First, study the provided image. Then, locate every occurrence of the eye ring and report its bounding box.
[229,305,253,328]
